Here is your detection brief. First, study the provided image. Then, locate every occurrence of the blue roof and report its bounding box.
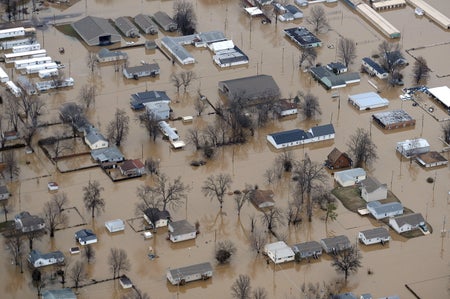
[310,124,335,137]
[269,129,310,144]
[75,229,97,241]
[362,57,387,74]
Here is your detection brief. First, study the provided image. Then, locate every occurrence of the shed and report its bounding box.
[358,227,390,245]
[389,213,426,234]
[75,229,97,245]
[118,159,146,177]
[367,201,403,220]
[248,189,275,209]
[0,185,10,200]
[115,16,139,37]
[264,241,295,264]
[334,168,366,187]
[396,138,430,158]
[105,219,125,233]
[416,151,448,168]
[292,241,323,260]
[153,11,177,32]
[320,235,351,254]
[134,14,158,35]
[359,176,388,202]
[72,16,121,46]
[167,262,213,285]
[348,92,389,110]
[168,220,197,243]
[325,148,352,170]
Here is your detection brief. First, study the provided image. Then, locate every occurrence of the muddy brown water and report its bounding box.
[0,0,449,298]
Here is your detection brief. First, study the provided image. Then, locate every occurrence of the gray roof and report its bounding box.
[168,262,212,278]
[97,48,127,59]
[219,74,280,101]
[321,235,350,250]
[14,211,45,231]
[42,289,77,299]
[372,109,414,126]
[283,27,321,48]
[72,16,121,46]
[161,36,194,63]
[196,31,226,44]
[367,201,403,215]
[153,11,177,31]
[91,146,124,163]
[85,128,107,145]
[0,185,9,195]
[75,229,97,241]
[130,90,170,110]
[124,63,160,75]
[292,241,322,254]
[169,220,196,236]
[348,92,389,108]
[144,208,171,222]
[391,213,425,227]
[29,249,64,265]
[310,124,335,137]
[360,176,385,193]
[359,227,389,239]
[115,16,139,36]
[134,14,158,34]
[335,168,366,181]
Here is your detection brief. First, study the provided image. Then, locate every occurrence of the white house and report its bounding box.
[143,208,171,228]
[267,124,335,149]
[396,138,430,158]
[144,101,170,121]
[28,250,65,268]
[362,57,388,79]
[263,241,295,264]
[367,201,403,220]
[334,168,366,187]
[389,213,426,234]
[84,128,108,150]
[360,176,388,202]
[168,220,197,243]
[105,219,125,233]
[307,124,335,142]
[358,227,390,245]
[75,229,98,245]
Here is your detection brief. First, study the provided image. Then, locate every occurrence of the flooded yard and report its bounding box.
[0,0,449,299]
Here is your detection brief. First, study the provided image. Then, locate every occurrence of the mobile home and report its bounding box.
[38,68,58,79]
[0,27,25,39]
[167,262,213,285]
[35,77,74,92]
[0,66,9,83]
[0,38,34,50]
[6,81,22,97]
[17,76,37,95]
[4,49,47,63]
[25,62,58,74]
[12,43,41,53]
[14,56,52,70]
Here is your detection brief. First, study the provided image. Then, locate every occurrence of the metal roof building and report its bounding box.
[348,92,390,110]
[115,16,139,37]
[218,74,280,102]
[160,36,195,65]
[72,16,121,46]
[372,109,415,130]
[153,11,177,32]
[134,14,158,35]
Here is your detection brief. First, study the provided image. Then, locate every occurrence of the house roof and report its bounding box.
[75,229,97,241]
[143,208,170,221]
[327,62,347,72]
[359,227,389,239]
[72,16,121,46]
[168,262,212,277]
[153,11,177,29]
[169,220,196,235]
[249,189,275,207]
[29,249,64,264]
[268,129,310,144]
[97,48,127,59]
[348,91,389,109]
[327,147,345,163]
[283,27,321,48]
[285,4,302,15]
[428,86,450,108]
[362,57,387,74]
[309,124,335,137]
[134,14,158,32]
[321,235,350,249]
[130,90,170,109]
[124,63,160,75]
[160,36,194,64]
[391,213,425,227]
[360,176,386,193]
[85,128,107,145]
[334,168,366,180]
[367,201,403,215]
[219,74,280,101]
[91,146,124,163]
[292,241,322,253]
[119,160,139,172]
[14,211,45,230]
[42,288,77,299]
[416,151,448,165]
[115,16,138,35]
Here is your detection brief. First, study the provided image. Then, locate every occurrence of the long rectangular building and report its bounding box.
[356,3,401,38]
[406,0,450,29]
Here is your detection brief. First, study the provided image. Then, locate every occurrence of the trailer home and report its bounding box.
[17,76,37,95]
[0,27,25,39]
[38,68,58,79]
[0,66,9,83]
[14,56,52,70]
[167,262,213,285]
[0,38,34,50]
[35,77,74,92]
[6,81,22,97]
[4,49,47,63]
[12,43,41,53]
[25,62,58,74]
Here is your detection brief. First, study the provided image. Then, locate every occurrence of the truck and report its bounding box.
[166,262,213,285]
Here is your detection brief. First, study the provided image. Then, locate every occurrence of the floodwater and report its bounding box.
[0,0,449,298]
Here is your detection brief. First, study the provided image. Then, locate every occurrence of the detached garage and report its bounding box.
[72,16,122,46]
[105,219,125,233]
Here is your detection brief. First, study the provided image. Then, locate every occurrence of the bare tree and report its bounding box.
[150,173,190,211]
[215,240,236,264]
[4,228,25,269]
[86,51,98,73]
[234,191,249,216]
[106,108,130,146]
[331,245,362,282]
[194,92,207,116]
[275,150,295,172]
[108,248,131,279]
[180,71,195,92]
[249,229,267,255]
[202,173,233,210]
[83,244,95,263]
[4,95,20,132]
[138,110,160,142]
[25,229,44,250]
[297,92,321,119]
[170,73,183,93]
[2,151,20,181]
[347,128,378,168]
[52,192,68,213]
[231,274,252,299]
[82,180,105,218]
[299,47,317,69]
[252,287,268,299]
[79,84,96,109]
[173,0,197,35]
[59,103,86,137]
[69,261,87,290]
[378,41,405,86]
[186,127,203,150]
[307,6,329,34]
[42,195,68,237]
[412,56,430,85]
[260,207,284,233]
[0,199,12,222]
[442,121,450,144]
[336,37,357,67]
[32,269,47,297]
[145,158,160,176]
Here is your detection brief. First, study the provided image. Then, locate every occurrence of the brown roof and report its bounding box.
[249,189,275,208]
[119,160,136,172]
[278,99,297,111]
[132,159,145,169]
[416,151,447,164]
[327,147,342,163]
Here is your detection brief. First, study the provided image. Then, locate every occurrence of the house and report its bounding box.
[309,66,360,90]
[358,227,390,245]
[278,99,298,116]
[267,124,335,149]
[91,146,124,163]
[367,201,403,220]
[14,211,45,233]
[320,235,351,254]
[115,16,139,38]
[167,262,213,285]
[123,63,160,79]
[334,168,366,187]
[75,229,98,245]
[160,36,195,65]
[143,208,171,228]
[294,0,308,7]
[372,110,416,130]
[389,213,426,234]
[72,16,121,46]
[291,241,323,260]
[28,249,65,268]
[308,124,335,142]
[284,27,321,48]
[105,219,125,233]
[396,138,430,158]
[263,241,295,264]
[359,176,388,202]
[118,159,146,176]
[362,57,388,79]
[348,92,390,110]
[218,74,280,103]
[130,90,170,110]
[42,289,77,299]
[153,11,177,32]
[0,185,10,200]
[144,100,171,121]
[84,128,108,150]
[168,220,197,243]
[416,151,448,168]
[326,62,347,74]
[96,48,128,63]
[248,189,275,209]
[134,14,158,35]
[325,147,352,170]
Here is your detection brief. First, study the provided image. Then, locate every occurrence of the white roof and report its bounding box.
[348,92,389,109]
[397,138,429,150]
[245,7,263,16]
[208,40,234,53]
[428,86,450,108]
[265,241,289,251]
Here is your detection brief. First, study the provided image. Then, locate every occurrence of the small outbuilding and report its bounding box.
[263,241,295,264]
[358,227,390,245]
[168,220,197,243]
[143,208,171,228]
[367,201,403,220]
[320,235,351,254]
[334,168,366,187]
[325,147,352,170]
[248,189,275,209]
[118,159,146,176]
[359,176,388,202]
[119,275,133,289]
[167,262,213,285]
[105,219,125,233]
[291,241,323,260]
